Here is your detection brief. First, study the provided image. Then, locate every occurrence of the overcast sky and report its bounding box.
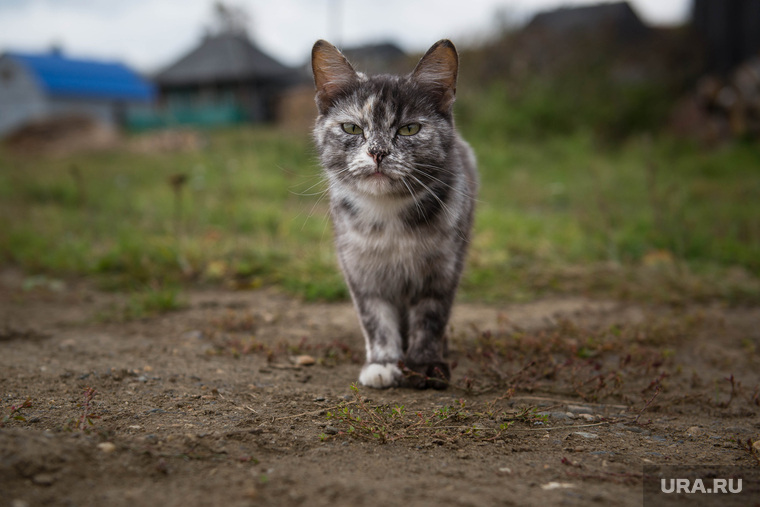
[0,0,691,73]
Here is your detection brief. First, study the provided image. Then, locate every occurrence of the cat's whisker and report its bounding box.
[406,173,470,244]
[290,178,330,197]
[299,188,331,232]
[402,163,477,203]
[400,177,427,224]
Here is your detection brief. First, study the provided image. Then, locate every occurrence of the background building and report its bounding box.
[0,49,154,136]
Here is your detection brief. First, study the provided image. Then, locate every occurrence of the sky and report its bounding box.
[0,0,691,73]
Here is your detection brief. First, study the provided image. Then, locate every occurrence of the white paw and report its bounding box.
[359,362,401,389]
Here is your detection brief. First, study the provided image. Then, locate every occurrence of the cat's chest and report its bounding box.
[334,195,442,259]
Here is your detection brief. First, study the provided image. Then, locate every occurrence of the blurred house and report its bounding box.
[492,1,657,78]
[525,1,651,42]
[342,42,408,75]
[0,49,155,137]
[145,32,301,128]
[692,0,760,75]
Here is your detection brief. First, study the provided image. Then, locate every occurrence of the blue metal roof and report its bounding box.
[6,51,155,102]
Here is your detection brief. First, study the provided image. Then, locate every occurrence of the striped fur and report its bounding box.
[311,39,478,389]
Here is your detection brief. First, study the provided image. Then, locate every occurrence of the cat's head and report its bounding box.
[311,39,459,197]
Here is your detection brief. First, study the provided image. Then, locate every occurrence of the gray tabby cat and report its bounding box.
[311,39,477,389]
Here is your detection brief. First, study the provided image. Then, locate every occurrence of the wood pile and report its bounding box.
[671,56,760,143]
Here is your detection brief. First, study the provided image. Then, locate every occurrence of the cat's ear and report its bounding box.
[312,40,358,114]
[412,39,458,113]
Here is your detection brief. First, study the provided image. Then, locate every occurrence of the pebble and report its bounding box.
[541,482,575,490]
[323,426,339,435]
[567,405,593,415]
[97,442,117,453]
[32,473,55,486]
[753,441,760,452]
[686,426,704,437]
[295,355,316,366]
[498,467,512,474]
[572,432,599,440]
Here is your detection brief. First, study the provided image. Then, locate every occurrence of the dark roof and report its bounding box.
[342,43,406,64]
[527,1,648,36]
[4,51,155,102]
[342,42,407,74]
[155,33,294,86]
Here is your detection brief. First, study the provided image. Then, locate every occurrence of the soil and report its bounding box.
[1,270,759,506]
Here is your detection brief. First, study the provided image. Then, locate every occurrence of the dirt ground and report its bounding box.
[1,270,759,506]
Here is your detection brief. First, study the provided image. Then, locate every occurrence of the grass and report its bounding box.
[0,110,758,307]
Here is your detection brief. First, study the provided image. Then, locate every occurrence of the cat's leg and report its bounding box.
[354,297,404,388]
[404,295,453,389]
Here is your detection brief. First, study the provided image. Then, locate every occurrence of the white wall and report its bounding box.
[0,55,47,136]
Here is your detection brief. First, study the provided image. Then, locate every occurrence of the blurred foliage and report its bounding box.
[457,24,701,142]
[0,25,757,307]
[0,124,758,306]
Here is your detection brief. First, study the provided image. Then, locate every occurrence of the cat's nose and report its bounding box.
[368,148,388,166]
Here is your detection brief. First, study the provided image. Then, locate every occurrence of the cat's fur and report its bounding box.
[311,39,477,389]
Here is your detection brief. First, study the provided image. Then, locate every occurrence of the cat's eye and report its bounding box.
[341,123,363,135]
[397,123,421,136]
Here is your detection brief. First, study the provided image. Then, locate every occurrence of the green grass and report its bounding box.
[1,119,758,307]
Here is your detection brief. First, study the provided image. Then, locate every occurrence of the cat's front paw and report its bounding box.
[402,361,450,390]
[358,362,402,389]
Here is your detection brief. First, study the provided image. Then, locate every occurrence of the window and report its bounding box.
[0,67,12,84]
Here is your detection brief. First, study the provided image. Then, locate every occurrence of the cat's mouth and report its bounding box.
[352,167,406,196]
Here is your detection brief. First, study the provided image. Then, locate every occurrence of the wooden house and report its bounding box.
[152,33,300,126]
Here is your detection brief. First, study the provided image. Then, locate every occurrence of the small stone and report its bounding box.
[686,426,704,437]
[314,396,326,402]
[324,426,339,435]
[59,338,76,350]
[567,405,593,415]
[32,473,55,486]
[572,431,599,440]
[498,467,512,474]
[540,482,575,491]
[295,355,316,366]
[753,440,760,452]
[577,414,596,422]
[97,442,117,453]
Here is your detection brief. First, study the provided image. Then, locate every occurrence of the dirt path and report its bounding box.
[1,276,759,506]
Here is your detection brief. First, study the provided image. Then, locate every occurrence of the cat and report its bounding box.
[311,39,478,389]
